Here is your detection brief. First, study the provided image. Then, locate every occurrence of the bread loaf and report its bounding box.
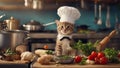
[16,45,27,54]
[35,49,48,57]
[37,55,53,65]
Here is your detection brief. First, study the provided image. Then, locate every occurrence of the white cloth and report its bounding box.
[57,34,72,40]
[57,6,80,24]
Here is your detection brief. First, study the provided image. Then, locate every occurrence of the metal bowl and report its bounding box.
[54,56,74,64]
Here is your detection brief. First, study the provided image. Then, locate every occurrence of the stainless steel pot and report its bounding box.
[4,16,20,30]
[23,20,44,31]
[0,30,28,49]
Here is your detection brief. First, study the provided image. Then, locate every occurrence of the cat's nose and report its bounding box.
[64,30,67,33]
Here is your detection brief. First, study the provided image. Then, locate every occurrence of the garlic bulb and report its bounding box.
[86,59,95,65]
[21,51,35,61]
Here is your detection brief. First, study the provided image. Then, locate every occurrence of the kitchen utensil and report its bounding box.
[23,20,55,31]
[24,0,32,7]
[105,6,111,28]
[96,30,117,51]
[0,14,6,30]
[80,0,87,9]
[54,56,74,64]
[4,16,20,31]
[32,0,43,9]
[0,14,5,19]
[0,30,28,49]
[94,0,98,24]
[115,15,120,33]
[97,5,102,25]
[23,20,44,31]
[81,0,84,9]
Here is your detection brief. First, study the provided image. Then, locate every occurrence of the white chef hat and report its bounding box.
[57,6,80,24]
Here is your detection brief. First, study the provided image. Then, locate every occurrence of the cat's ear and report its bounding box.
[55,20,60,25]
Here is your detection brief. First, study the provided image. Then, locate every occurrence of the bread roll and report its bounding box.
[16,45,27,54]
[37,55,53,65]
[35,49,48,57]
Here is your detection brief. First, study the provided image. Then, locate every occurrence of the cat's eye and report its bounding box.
[66,26,69,29]
[61,26,64,29]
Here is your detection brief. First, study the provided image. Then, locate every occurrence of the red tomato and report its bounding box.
[74,56,82,63]
[88,55,95,60]
[97,52,105,59]
[91,51,98,58]
[99,57,108,64]
[118,53,120,58]
[43,45,48,49]
[94,57,100,64]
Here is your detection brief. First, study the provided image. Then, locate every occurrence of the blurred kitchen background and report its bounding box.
[0,0,120,31]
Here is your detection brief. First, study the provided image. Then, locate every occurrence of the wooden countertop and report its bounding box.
[0,60,29,64]
[32,62,120,68]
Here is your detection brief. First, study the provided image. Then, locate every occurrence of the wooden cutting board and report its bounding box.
[0,60,29,64]
[32,62,120,68]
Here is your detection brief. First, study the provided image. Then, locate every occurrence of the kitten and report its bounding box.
[55,20,76,56]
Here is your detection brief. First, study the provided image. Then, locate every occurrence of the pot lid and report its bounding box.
[5,16,19,22]
[26,20,41,25]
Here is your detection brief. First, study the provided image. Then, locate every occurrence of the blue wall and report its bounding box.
[0,5,120,31]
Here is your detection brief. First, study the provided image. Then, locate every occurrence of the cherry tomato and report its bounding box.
[91,51,98,58]
[74,56,82,63]
[43,45,48,49]
[88,55,95,60]
[99,57,108,64]
[94,57,100,64]
[97,52,105,59]
[117,53,120,58]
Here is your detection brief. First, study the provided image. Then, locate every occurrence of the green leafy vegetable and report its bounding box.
[72,40,97,56]
[46,50,54,55]
[5,48,16,55]
[79,57,87,65]
[103,48,119,63]
[58,55,73,60]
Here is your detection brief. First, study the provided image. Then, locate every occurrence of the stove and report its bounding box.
[27,30,57,52]
[27,30,88,52]
[28,30,57,33]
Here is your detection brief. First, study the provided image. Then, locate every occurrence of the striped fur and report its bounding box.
[55,21,76,56]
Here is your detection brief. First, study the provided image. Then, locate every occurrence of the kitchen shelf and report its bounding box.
[29,33,120,39]
[0,0,120,10]
[0,5,31,10]
[0,0,24,3]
